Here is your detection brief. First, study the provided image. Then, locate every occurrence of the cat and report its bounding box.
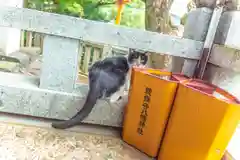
[51,49,148,129]
[109,49,149,102]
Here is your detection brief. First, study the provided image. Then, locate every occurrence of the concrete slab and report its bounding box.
[0,72,126,127]
[0,7,203,59]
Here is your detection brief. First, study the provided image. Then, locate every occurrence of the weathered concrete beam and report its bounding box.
[0,7,203,59]
[181,7,213,77]
[181,44,240,74]
[215,11,240,49]
[183,44,240,73]
[183,7,213,42]
[0,72,126,127]
[209,44,240,72]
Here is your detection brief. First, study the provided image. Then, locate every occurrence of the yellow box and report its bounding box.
[158,79,240,160]
[122,67,189,157]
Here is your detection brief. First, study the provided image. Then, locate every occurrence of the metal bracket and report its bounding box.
[193,0,225,79]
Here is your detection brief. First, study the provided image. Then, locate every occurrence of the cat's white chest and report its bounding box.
[109,69,131,103]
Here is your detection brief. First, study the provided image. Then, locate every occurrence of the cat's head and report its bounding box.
[127,49,149,67]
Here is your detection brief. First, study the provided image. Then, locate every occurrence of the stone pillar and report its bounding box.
[0,0,24,55]
[181,7,213,76]
[203,1,240,101]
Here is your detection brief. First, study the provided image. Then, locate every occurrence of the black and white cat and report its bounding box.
[51,49,148,129]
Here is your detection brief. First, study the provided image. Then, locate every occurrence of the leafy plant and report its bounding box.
[27,0,145,28]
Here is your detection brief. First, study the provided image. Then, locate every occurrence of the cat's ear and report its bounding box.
[129,49,139,58]
[140,52,149,65]
[127,49,134,63]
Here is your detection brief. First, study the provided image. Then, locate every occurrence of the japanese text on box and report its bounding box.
[137,87,152,135]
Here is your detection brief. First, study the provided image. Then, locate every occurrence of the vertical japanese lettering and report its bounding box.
[137,87,152,135]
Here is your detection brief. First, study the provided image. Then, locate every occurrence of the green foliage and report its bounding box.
[27,0,145,29]
[58,0,84,16]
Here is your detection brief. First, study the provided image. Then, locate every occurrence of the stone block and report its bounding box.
[0,72,126,127]
[215,11,240,49]
[40,35,79,92]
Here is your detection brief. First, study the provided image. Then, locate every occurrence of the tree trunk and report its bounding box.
[145,0,173,69]
[145,0,173,33]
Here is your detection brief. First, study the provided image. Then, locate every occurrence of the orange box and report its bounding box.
[122,67,189,157]
[158,79,240,160]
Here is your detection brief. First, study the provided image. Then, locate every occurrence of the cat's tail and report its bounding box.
[51,89,98,129]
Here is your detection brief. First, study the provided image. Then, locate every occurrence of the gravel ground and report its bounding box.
[0,122,152,160]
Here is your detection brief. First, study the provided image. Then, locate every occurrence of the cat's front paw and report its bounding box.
[110,96,122,103]
[117,96,122,101]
